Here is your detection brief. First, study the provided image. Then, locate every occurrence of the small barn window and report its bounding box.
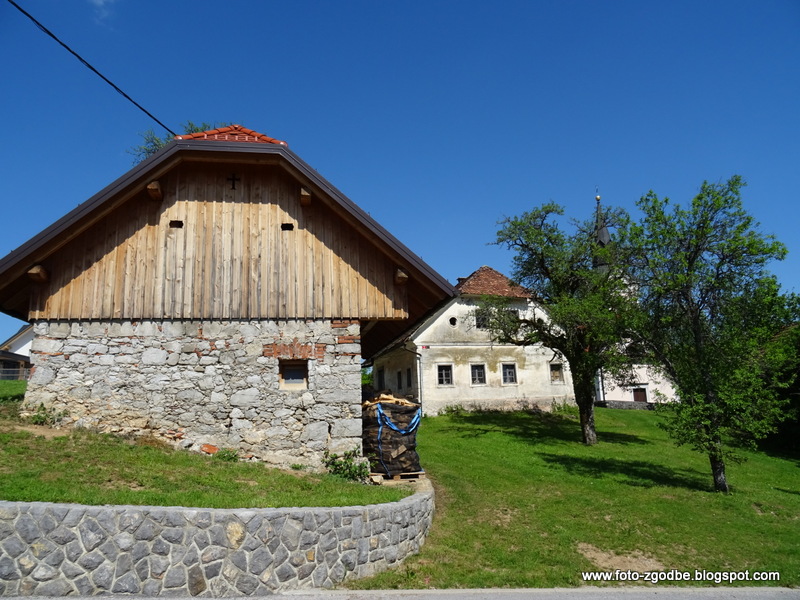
[281,223,294,231]
[279,360,308,390]
[397,371,403,390]
[169,220,184,228]
[448,317,458,327]
[550,364,564,384]
[406,368,412,388]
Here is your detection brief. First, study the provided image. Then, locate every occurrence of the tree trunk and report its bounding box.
[574,372,598,445]
[579,403,597,445]
[704,395,729,493]
[709,452,729,493]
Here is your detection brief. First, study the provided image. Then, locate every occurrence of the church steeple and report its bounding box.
[593,191,611,271]
[594,191,611,247]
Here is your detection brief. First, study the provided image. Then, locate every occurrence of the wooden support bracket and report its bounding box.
[27,265,49,283]
[147,181,163,202]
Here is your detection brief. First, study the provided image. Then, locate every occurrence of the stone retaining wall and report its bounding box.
[595,400,655,411]
[24,319,363,468]
[0,480,433,596]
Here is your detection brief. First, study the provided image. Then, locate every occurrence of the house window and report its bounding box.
[279,360,308,390]
[550,363,564,384]
[397,371,403,390]
[406,368,412,388]
[633,387,648,402]
[471,364,486,385]
[502,363,517,385]
[437,364,453,386]
[475,311,489,329]
[377,368,385,391]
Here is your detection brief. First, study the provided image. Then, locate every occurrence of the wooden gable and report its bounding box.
[28,163,407,322]
[0,132,454,357]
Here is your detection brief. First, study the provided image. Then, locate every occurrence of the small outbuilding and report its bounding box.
[0,125,454,466]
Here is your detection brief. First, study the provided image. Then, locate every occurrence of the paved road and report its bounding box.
[16,589,800,600]
[16,588,799,600]
[276,588,798,600]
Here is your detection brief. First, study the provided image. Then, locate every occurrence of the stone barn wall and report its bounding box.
[23,319,363,468]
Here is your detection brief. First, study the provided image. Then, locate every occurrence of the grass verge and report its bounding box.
[0,390,410,509]
[0,379,26,402]
[346,407,800,589]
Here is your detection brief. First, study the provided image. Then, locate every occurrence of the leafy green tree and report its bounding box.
[625,176,794,492]
[361,367,374,387]
[760,319,800,455]
[128,121,231,164]
[481,201,637,445]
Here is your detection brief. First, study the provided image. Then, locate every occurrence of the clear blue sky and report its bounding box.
[1,0,798,343]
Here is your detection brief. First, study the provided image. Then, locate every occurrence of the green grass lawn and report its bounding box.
[347,407,800,589]
[0,384,410,508]
[0,379,26,401]
[3,376,797,588]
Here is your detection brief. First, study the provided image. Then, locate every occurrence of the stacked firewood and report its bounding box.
[362,394,422,477]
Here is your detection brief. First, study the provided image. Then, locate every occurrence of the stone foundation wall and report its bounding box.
[595,400,655,411]
[423,397,575,417]
[0,480,434,596]
[24,320,363,467]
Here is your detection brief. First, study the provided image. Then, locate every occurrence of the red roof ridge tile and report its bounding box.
[175,124,287,146]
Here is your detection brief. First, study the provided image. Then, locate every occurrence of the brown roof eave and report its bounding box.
[0,142,186,288]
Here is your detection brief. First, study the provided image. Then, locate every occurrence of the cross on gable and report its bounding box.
[227,173,240,190]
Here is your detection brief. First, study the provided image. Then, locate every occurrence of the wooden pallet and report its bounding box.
[372,471,426,481]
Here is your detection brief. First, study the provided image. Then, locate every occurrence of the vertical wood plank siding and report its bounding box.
[30,165,408,321]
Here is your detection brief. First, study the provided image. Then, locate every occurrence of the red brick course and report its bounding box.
[262,339,326,361]
[331,319,359,329]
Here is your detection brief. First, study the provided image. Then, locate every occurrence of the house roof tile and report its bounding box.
[175,124,287,146]
[455,266,530,298]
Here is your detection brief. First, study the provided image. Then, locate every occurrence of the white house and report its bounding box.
[0,324,32,380]
[370,266,576,415]
[596,364,676,407]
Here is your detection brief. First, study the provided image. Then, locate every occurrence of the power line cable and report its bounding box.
[5,0,177,136]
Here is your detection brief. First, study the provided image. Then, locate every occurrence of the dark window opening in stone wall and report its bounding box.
[280,360,308,390]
